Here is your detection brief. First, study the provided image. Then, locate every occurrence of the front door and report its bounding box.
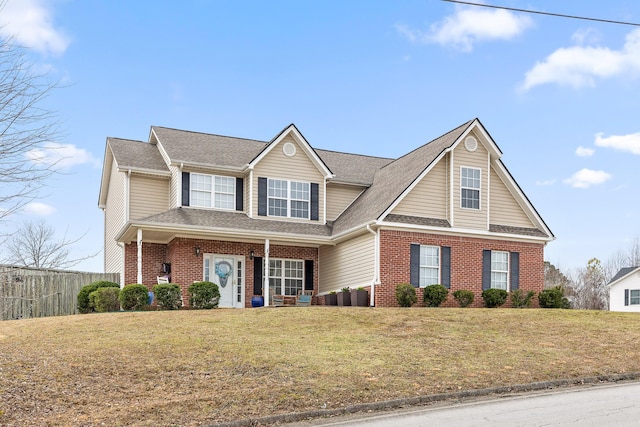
[204,255,244,308]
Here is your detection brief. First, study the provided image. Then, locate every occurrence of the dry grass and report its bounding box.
[2,307,640,426]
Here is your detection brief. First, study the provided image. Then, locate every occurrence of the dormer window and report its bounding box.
[268,179,309,219]
[191,173,235,210]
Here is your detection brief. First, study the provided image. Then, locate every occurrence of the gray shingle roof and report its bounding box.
[138,208,333,237]
[108,138,169,173]
[609,266,640,285]
[331,120,473,235]
[489,224,549,238]
[385,214,451,228]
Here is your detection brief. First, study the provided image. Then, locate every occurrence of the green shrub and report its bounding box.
[395,283,417,307]
[510,289,536,308]
[538,286,571,309]
[188,281,220,309]
[453,290,474,307]
[482,288,508,308]
[153,283,182,310]
[77,280,120,314]
[119,284,150,311]
[423,284,449,307]
[89,287,120,312]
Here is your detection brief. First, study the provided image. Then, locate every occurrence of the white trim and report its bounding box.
[264,239,270,306]
[248,169,254,218]
[490,250,510,291]
[266,178,311,220]
[450,150,454,226]
[189,172,236,211]
[125,169,131,222]
[486,153,491,230]
[323,178,327,225]
[249,125,333,179]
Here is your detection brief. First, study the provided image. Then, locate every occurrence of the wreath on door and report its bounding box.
[215,261,233,288]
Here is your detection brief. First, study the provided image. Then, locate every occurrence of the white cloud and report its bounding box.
[536,179,556,186]
[25,143,100,169]
[595,132,640,155]
[564,168,611,189]
[575,146,595,157]
[396,6,533,52]
[521,28,640,91]
[0,0,70,56]
[23,202,56,216]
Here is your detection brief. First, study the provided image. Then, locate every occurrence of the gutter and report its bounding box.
[366,224,379,307]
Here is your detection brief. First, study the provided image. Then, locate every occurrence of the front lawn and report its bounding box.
[1,308,639,426]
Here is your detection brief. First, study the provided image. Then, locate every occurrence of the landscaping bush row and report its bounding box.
[77,281,221,313]
[395,284,570,308]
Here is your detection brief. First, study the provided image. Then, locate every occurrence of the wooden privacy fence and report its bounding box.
[0,265,119,321]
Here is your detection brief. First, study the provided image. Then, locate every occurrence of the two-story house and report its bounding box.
[98,118,554,307]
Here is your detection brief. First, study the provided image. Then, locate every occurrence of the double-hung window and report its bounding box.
[268,179,310,219]
[461,167,480,210]
[491,251,509,290]
[631,290,640,305]
[269,259,304,296]
[419,245,440,287]
[191,173,235,209]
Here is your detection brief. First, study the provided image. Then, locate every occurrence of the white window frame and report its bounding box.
[267,178,310,219]
[630,289,640,305]
[419,245,440,288]
[269,258,304,296]
[491,251,509,290]
[460,166,481,210]
[190,173,235,210]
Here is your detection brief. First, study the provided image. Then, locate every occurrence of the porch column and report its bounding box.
[263,239,270,306]
[137,229,143,284]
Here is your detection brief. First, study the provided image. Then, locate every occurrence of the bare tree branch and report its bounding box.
[5,220,99,269]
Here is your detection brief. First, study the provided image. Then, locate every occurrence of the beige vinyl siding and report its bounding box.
[391,158,448,219]
[326,183,364,221]
[318,233,374,294]
[104,160,125,274]
[169,165,181,209]
[489,168,535,228]
[452,135,488,230]
[252,135,325,222]
[129,174,170,219]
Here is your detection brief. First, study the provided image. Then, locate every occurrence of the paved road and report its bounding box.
[287,382,640,426]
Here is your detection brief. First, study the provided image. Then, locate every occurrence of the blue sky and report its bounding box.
[1,0,639,273]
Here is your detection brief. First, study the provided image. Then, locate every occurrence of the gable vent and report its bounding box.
[464,136,478,152]
[283,142,296,157]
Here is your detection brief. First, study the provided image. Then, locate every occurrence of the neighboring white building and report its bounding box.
[608,267,640,312]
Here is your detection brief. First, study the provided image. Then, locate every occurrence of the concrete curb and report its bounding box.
[210,372,640,427]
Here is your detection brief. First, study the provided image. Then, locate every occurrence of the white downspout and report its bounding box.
[125,169,131,221]
[263,239,270,306]
[366,224,379,307]
[136,229,143,284]
[178,163,184,207]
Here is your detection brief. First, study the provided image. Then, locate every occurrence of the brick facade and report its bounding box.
[125,238,319,308]
[377,229,544,307]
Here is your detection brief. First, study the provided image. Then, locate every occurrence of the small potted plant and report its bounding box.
[351,287,368,307]
[337,287,351,306]
[325,291,337,306]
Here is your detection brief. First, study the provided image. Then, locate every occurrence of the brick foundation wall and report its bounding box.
[377,230,544,308]
[125,238,318,308]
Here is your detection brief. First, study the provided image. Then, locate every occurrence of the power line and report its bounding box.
[442,0,640,27]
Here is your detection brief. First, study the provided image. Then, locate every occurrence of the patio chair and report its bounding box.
[272,294,285,307]
[296,290,312,307]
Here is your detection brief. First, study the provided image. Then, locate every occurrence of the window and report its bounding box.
[491,251,509,290]
[269,259,304,296]
[419,245,440,287]
[268,179,310,219]
[191,173,235,209]
[631,290,640,305]
[461,167,480,210]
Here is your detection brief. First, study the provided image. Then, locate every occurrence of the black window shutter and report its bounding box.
[305,260,314,291]
[441,246,451,289]
[410,244,420,287]
[181,172,190,206]
[510,252,520,291]
[235,177,244,211]
[258,177,267,216]
[310,183,319,221]
[482,250,492,291]
[625,289,629,306]
[253,257,263,295]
